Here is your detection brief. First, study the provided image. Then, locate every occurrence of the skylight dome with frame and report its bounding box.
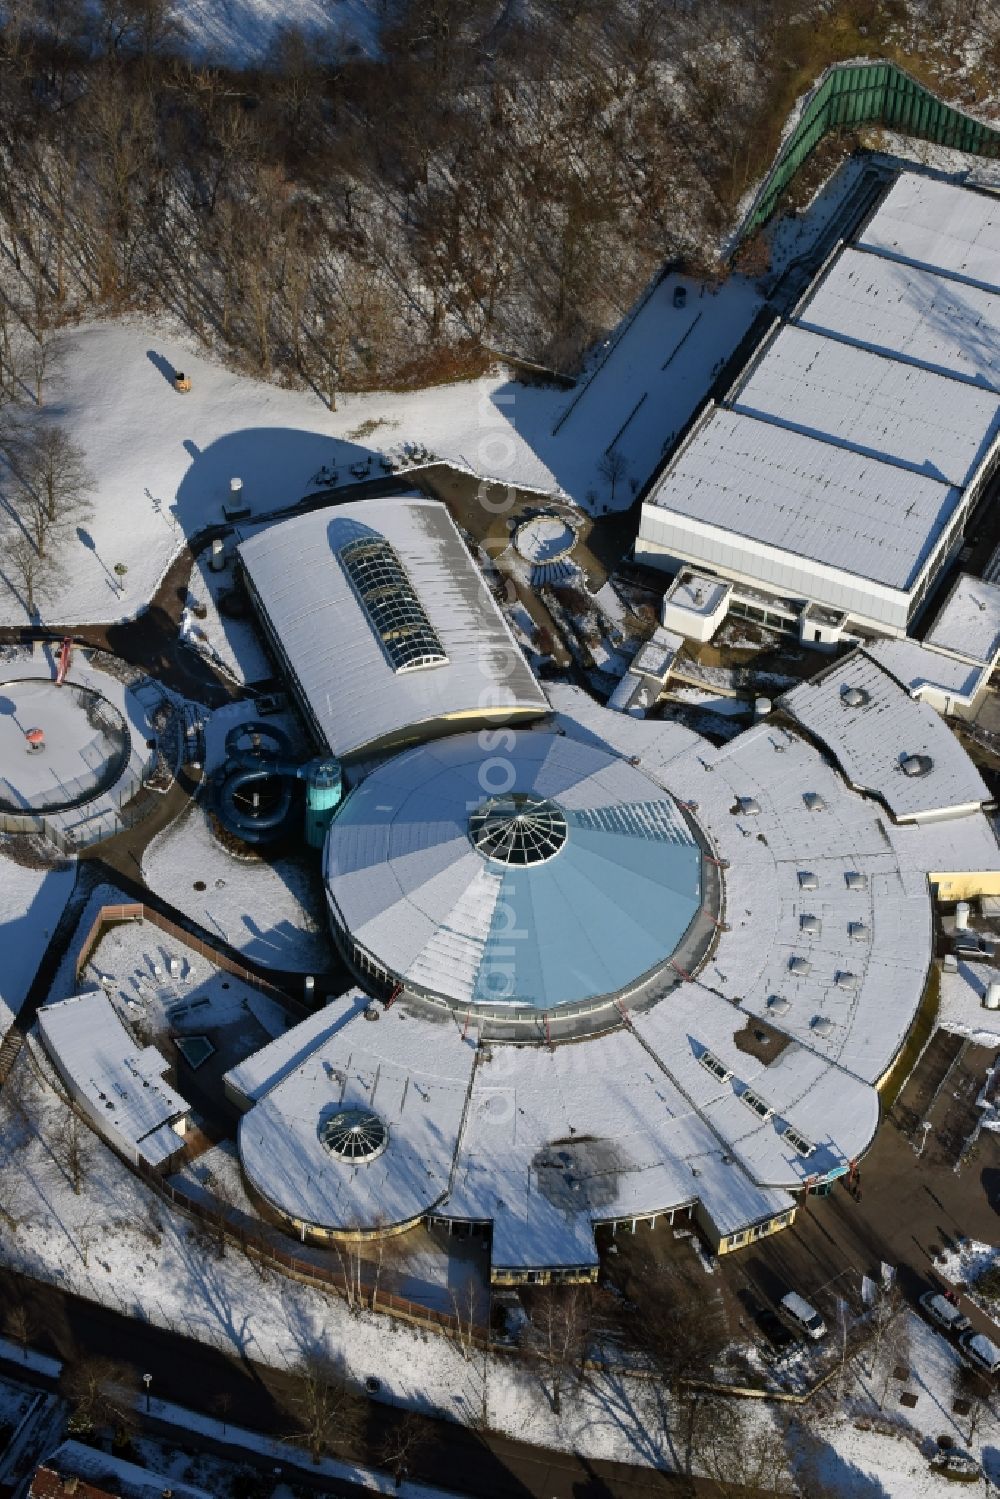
[469,794,569,866]
[340,536,448,674]
[320,1108,389,1163]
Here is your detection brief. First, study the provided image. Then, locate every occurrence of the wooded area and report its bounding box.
[0,0,996,395]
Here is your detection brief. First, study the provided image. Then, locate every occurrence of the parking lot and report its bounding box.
[599,1028,1000,1389]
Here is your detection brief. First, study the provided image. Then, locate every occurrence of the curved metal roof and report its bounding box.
[324,732,704,1011]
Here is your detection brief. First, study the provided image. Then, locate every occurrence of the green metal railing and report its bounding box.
[744,60,1000,234]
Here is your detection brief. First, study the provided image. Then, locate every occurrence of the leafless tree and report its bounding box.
[212,1389,233,1434]
[5,1302,34,1359]
[691,1397,795,1498]
[284,1351,364,1462]
[378,1411,428,1489]
[52,1107,92,1195]
[64,1354,140,1439]
[597,449,627,506]
[955,1363,992,1446]
[603,1240,728,1472]
[10,425,95,563]
[868,1281,909,1411]
[519,1283,594,1416]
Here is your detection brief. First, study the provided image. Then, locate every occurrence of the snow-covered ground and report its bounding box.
[141,802,332,974]
[0,277,760,629]
[7,1018,1000,1489]
[0,1036,670,1465]
[175,0,384,65]
[0,854,75,1030]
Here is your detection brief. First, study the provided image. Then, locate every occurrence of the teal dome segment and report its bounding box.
[325,731,711,1014]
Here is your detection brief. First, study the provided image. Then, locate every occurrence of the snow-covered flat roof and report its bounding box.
[37,990,189,1170]
[859,174,1000,293]
[733,324,1000,487]
[865,637,985,702]
[925,572,1000,666]
[796,247,1000,391]
[238,496,548,761]
[780,650,989,822]
[632,627,683,682]
[223,992,368,1106]
[663,570,732,619]
[646,407,961,591]
[238,1005,477,1232]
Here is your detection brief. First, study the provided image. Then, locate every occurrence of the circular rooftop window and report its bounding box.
[900,753,933,778]
[841,686,870,708]
[320,1108,388,1163]
[469,794,568,866]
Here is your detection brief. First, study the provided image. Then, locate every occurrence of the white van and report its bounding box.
[961,1330,1000,1375]
[919,1291,970,1335]
[780,1291,827,1341]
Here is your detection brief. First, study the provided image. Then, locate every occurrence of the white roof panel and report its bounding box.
[646,407,961,590]
[859,174,1000,293]
[780,651,989,821]
[733,324,1000,487]
[797,246,1000,391]
[37,991,189,1168]
[866,637,985,701]
[238,496,547,760]
[925,572,1000,666]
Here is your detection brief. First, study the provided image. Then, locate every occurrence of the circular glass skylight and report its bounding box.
[469,794,568,866]
[320,1108,388,1162]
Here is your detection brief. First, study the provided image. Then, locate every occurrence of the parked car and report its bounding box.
[672,284,687,309]
[780,1291,827,1341]
[920,1290,971,1335]
[960,1330,1000,1375]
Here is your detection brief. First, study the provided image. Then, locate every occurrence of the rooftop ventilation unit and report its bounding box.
[782,1124,815,1157]
[798,871,819,890]
[848,920,868,942]
[841,686,870,708]
[810,1014,834,1037]
[788,955,811,977]
[845,871,868,891]
[835,970,858,990]
[740,1087,774,1122]
[737,796,761,816]
[698,1049,733,1084]
[800,914,821,937]
[900,752,934,778]
[766,994,790,1016]
[803,792,826,812]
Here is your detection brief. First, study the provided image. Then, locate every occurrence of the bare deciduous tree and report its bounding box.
[519,1283,594,1416]
[52,1107,92,1195]
[378,1411,428,1490]
[64,1354,140,1439]
[284,1351,364,1463]
[5,1302,34,1359]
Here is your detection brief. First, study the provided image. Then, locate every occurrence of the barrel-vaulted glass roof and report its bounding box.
[324,732,706,1012]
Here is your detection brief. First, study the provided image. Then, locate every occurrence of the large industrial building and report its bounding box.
[636,173,1000,641]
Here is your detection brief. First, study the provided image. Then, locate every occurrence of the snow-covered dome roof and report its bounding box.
[324,731,708,1014]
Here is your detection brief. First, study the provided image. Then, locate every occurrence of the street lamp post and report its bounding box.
[143,1372,152,1412]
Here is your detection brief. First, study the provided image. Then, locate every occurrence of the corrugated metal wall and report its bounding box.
[745,61,1000,234]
